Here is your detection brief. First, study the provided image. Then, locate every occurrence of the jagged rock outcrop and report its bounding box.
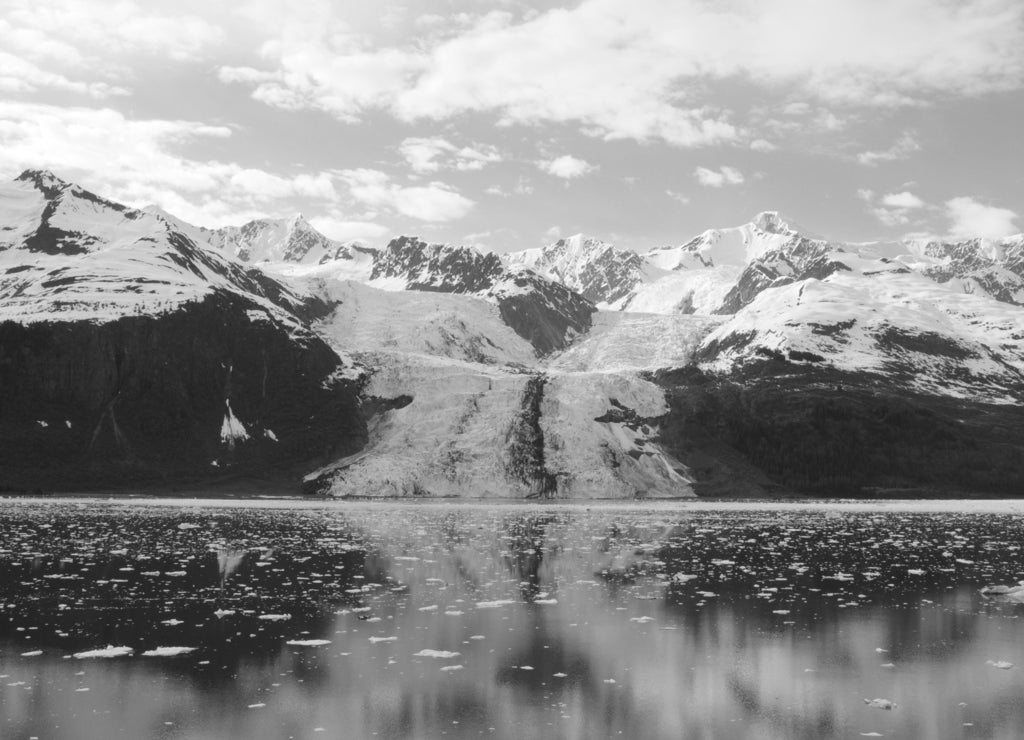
[367,236,595,355]
[371,236,504,293]
[504,234,648,305]
[915,236,1024,305]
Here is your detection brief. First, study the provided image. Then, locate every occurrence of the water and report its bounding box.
[2,499,1024,739]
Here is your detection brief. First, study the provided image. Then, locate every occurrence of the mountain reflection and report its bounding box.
[1,503,1023,739]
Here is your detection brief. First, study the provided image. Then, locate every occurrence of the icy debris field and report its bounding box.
[2,502,1024,739]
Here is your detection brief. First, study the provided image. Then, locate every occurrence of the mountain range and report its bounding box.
[2,169,1022,497]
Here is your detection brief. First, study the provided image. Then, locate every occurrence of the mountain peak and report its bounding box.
[15,169,71,196]
[749,211,795,235]
[555,233,611,250]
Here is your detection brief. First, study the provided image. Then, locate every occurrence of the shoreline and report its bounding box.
[2,495,1024,514]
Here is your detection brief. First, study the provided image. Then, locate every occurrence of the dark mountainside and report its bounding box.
[0,292,367,491]
[651,364,1024,497]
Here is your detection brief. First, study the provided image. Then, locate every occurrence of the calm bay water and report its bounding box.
[2,499,1024,739]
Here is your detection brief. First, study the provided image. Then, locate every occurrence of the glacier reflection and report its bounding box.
[0,503,1023,739]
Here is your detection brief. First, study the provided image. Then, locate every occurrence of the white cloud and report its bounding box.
[220,0,1024,146]
[666,189,691,205]
[339,168,474,222]
[750,138,776,152]
[694,166,744,188]
[0,1,223,97]
[308,215,389,243]
[399,137,502,173]
[857,132,921,166]
[0,51,128,98]
[945,197,1019,239]
[543,225,562,241]
[881,191,925,209]
[860,188,928,227]
[537,155,596,179]
[0,101,340,227]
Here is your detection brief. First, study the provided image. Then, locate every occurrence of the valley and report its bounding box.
[1,170,1022,498]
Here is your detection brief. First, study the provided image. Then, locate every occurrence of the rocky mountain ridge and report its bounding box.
[2,170,1022,497]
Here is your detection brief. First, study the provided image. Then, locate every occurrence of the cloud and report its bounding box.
[694,166,744,188]
[537,155,596,179]
[945,197,1019,239]
[857,132,921,166]
[860,188,928,227]
[308,214,389,243]
[0,1,223,97]
[220,0,1024,146]
[0,51,128,98]
[750,138,777,152]
[0,100,341,227]
[880,191,925,209]
[399,137,502,173]
[339,168,474,222]
[666,189,691,205]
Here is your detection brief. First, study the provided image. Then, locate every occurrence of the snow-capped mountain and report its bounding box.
[2,169,1022,497]
[145,207,375,266]
[0,170,308,323]
[504,234,654,305]
[909,235,1024,305]
[364,235,596,355]
[0,170,366,490]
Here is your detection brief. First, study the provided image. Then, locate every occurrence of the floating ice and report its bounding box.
[369,636,398,643]
[987,660,1014,670]
[476,599,516,609]
[142,647,197,657]
[286,639,331,647]
[74,646,134,659]
[414,650,461,659]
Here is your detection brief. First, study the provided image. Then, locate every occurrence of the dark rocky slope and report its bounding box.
[0,291,366,491]
[651,363,1024,497]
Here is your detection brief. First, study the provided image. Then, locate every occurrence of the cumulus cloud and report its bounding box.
[0,51,128,98]
[399,137,502,173]
[0,0,223,97]
[309,214,389,243]
[0,101,341,227]
[219,0,1024,146]
[857,132,921,166]
[881,191,925,209]
[537,155,596,179]
[339,168,474,222]
[946,197,1019,239]
[860,188,928,227]
[694,166,744,188]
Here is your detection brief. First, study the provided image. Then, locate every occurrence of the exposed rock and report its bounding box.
[0,291,366,491]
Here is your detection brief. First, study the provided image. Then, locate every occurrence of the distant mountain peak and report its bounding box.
[15,168,66,188]
[749,211,797,235]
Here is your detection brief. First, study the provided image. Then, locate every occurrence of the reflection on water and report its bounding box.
[1,503,1024,739]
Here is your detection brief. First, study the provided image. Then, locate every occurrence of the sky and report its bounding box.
[1,0,1022,253]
